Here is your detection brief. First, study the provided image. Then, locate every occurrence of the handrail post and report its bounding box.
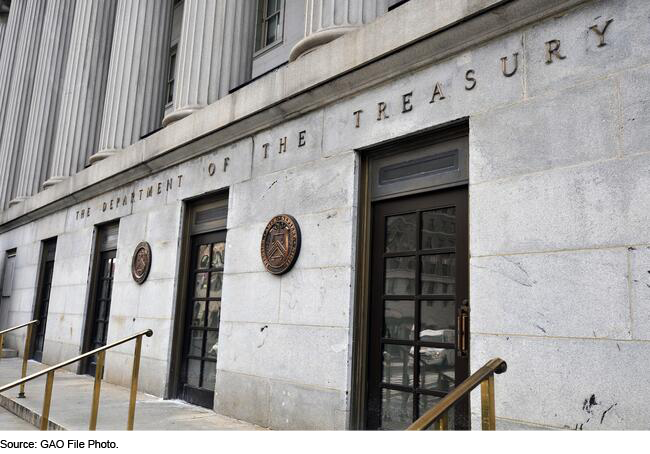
[89,351,106,430]
[127,335,143,430]
[437,413,449,430]
[18,323,34,398]
[40,371,55,431]
[480,374,496,430]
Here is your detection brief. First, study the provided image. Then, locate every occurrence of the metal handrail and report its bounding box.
[407,357,507,430]
[0,329,153,431]
[0,319,39,398]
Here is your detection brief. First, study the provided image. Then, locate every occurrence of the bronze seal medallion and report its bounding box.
[131,241,152,284]
[260,214,301,275]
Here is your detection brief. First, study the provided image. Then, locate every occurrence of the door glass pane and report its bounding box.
[421,207,456,249]
[383,300,414,340]
[197,245,210,269]
[419,348,455,393]
[421,300,455,343]
[191,301,205,326]
[209,272,222,298]
[207,300,221,328]
[187,359,201,387]
[189,330,204,357]
[381,389,413,430]
[211,242,225,268]
[194,273,208,298]
[382,344,413,387]
[206,330,219,358]
[385,214,416,253]
[421,254,455,295]
[385,257,415,295]
[202,360,216,390]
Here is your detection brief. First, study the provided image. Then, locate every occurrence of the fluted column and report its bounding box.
[289,0,388,61]
[44,0,118,188]
[162,0,255,126]
[92,0,173,164]
[0,0,27,142]
[12,0,77,204]
[0,0,46,209]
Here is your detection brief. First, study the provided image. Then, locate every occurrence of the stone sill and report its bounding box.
[0,0,588,233]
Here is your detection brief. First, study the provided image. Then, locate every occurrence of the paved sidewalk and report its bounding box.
[0,358,262,430]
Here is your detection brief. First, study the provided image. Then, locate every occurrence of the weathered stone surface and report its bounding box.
[524,0,650,96]
[471,333,650,430]
[470,248,630,339]
[269,380,347,430]
[252,110,324,178]
[228,152,356,229]
[322,31,525,156]
[217,321,349,390]
[214,370,271,428]
[619,65,650,157]
[470,153,650,256]
[470,79,618,184]
[629,246,650,341]
[221,272,281,324]
[278,266,352,328]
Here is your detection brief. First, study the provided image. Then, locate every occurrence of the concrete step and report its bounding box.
[1,348,18,358]
[0,358,264,430]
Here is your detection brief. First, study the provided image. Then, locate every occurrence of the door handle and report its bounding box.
[457,300,469,357]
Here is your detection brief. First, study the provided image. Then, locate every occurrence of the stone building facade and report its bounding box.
[0,0,649,430]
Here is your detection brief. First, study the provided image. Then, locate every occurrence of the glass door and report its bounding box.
[86,249,116,376]
[32,239,57,362]
[179,231,225,408]
[366,186,469,430]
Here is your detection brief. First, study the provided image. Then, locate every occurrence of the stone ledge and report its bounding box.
[0,393,65,430]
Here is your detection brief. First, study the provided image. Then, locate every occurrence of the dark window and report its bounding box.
[1,249,16,298]
[166,45,177,105]
[32,239,57,362]
[255,0,283,52]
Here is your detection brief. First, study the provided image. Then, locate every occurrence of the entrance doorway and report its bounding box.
[366,187,469,429]
[173,194,228,409]
[358,124,470,430]
[179,231,224,408]
[31,238,57,362]
[83,222,119,376]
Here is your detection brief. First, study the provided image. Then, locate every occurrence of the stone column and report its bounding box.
[93,0,173,164]
[162,0,255,126]
[44,0,118,188]
[289,0,388,61]
[0,0,27,142]
[0,0,47,209]
[12,0,77,204]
